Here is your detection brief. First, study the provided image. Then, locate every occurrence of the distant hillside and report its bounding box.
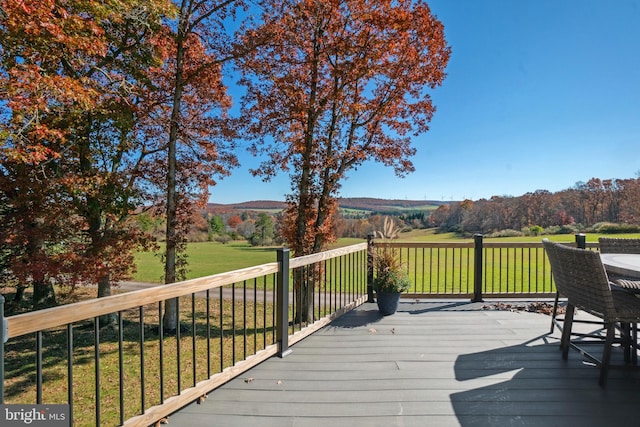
[336,197,446,212]
[207,197,448,214]
[207,200,287,212]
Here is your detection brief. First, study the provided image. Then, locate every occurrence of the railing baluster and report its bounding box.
[324,259,329,318]
[36,331,42,404]
[333,257,337,315]
[118,311,124,425]
[232,283,236,365]
[243,281,247,360]
[206,290,211,378]
[263,277,267,349]
[158,301,164,403]
[94,317,100,426]
[176,297,181,395]
[339,256,344,311]
[527,248,538,292]
[219,287,224,373]
[253,279,257,355]
[191,294,196,387]
[271,273,276,345]
[67,324,73,425]
[140,306,146,412]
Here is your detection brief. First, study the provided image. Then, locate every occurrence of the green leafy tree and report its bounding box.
[250,213,274,246]
[209,215,226,235]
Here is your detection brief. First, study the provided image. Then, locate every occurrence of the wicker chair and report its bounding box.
[599,237,640,293]
[543,239,640,387]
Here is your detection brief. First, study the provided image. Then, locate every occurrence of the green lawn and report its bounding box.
[133,231,640,285]
[133,241,281,283]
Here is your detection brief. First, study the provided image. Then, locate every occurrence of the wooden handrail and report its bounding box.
[288,242,367,269]
[7,262,279,339]
[7,242,370,339]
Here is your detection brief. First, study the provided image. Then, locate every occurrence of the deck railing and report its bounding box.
[0,244,368,426]
[0,234,594,426]
[382,234,595,300]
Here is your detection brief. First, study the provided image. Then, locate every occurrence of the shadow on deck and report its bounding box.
[168,300,640,427]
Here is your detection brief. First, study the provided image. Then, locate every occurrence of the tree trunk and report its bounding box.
[97,274,117,326]
[29,231,56,310]
[162,22,187,335]
[293,268,314,325]
[8,284,26,312]
[32,279,56,310]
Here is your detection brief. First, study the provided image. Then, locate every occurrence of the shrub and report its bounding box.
[543,224,580,235]
[529,225,543,236]
[593,222,640,234]
[214,235,231,244]
[487,229,523,238]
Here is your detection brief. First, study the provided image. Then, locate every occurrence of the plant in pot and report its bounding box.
[373,218,410,315]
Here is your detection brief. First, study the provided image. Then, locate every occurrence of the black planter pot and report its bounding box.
[376,291,401,316]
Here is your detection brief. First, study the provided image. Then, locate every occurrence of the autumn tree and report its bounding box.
[0,0,171,310]
[238,0,449,320]
[141,0,245,332]
[227,215,243,228]
[617,178,640,223]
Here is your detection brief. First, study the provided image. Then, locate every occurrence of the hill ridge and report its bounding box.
[207,197,449,212]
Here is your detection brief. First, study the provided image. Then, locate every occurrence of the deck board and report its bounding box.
[167,300,640,426]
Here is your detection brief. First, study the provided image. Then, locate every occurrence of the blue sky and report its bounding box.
[209,0,640,204]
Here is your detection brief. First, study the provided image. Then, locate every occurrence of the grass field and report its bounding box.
[133,241,281,283]
[133,230,640,284]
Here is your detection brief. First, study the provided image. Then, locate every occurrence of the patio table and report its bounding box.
[601,253,640,279]
[600,253,640,366]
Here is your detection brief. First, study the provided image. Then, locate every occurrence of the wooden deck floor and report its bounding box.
[167,300,640,427]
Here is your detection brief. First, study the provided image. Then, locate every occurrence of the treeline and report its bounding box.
[190,176,640,242]
[429,177,640,236]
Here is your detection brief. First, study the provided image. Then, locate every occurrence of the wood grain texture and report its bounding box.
[7,262,279,338]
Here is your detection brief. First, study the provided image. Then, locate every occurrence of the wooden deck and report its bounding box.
[167,300,640,427]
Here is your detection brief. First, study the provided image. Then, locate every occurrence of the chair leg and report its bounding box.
[561,304,575,360]
[550,291,560,333]
[599,323,616,388]
[621,322,631,364]
[633,323,638,365]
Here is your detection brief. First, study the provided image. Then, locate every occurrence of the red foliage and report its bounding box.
[238,0,450,255]
[0,0,171,305]
[227,215,243,228]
